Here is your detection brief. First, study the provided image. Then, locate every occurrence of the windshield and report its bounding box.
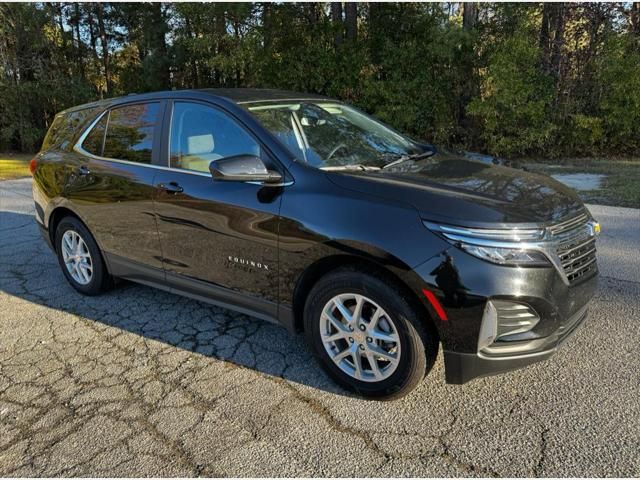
[248,102,423,169]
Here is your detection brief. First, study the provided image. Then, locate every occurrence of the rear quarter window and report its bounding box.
[82,114,108,157]
[42,107,101,151]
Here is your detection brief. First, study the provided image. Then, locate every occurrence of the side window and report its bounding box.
[250,108,305,159]
[82,113,108,156]
[170,102,260,173]
[103,103,160,164]
[43,107,100,151]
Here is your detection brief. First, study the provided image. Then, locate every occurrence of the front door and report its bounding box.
[153,101,283,304]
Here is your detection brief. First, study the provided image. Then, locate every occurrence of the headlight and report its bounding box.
[458,244,550,266]
[424,221,551,267]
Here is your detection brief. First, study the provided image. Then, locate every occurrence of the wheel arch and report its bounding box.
[291,254,439,343]
[47,207,102,255]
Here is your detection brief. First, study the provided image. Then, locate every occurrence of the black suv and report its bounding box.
[32,89,599,399]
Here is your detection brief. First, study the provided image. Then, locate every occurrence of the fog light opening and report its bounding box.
[478,300,541,353]
[478,300,498,351]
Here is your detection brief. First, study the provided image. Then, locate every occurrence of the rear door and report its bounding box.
[152,100,284,304]
[67,101,165,275]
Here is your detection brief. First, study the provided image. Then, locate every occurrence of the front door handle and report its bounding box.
[158,181,184,194]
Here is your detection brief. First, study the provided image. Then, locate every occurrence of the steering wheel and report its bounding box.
[327,143,349,161]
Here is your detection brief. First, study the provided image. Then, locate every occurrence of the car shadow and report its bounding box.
[0,210,350,397]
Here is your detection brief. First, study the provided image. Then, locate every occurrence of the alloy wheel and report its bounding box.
[61,230,93,285]
[320,293,401,382]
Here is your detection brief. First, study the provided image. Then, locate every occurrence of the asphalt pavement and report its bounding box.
[1,177,638,476]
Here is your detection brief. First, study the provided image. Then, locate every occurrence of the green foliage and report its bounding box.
[1,2,639,158]
[467,35,555,157]
[565,115,604,155]
[357,5,475,147]
[595,36,640,153]
[0,3,95,151]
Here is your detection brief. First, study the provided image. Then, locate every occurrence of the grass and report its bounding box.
[522,157,640,209]
[0,153,33,180]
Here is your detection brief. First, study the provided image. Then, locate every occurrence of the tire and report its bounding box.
[303,268,438,400]
[54,216,112,295]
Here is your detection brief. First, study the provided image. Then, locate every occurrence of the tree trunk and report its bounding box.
[345,2,357,42]
[539,2,566,83]
[73,3,85,79]
[459,3,480,145]
[150,3,170,89]
[331,2,343,48]
[367,2,384,66]
[262,2,272,51]
[306,3,320,26]
[95,3,112,95]
[55,3,67,50]
[214,4,226,85]
[631,2,640,37]
[184,15,199,88]
[233,19,241,86]
[462,2,478,30]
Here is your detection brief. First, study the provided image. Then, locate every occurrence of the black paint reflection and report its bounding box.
[430,252,468,307]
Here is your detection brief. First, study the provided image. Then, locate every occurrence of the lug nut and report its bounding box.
[367,337,373,343]
[359,344,365,351]
[359,324,366,331]
[349,325,354,331]
[349,337,354,343]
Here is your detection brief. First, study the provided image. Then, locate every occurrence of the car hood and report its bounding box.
[325,152,586,227]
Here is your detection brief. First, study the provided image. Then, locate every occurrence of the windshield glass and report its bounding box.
[248,102,422,169]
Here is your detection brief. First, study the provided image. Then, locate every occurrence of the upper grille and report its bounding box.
[548,213,589,236]
[552,215,597,284]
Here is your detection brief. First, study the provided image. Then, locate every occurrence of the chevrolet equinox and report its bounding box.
[31,89,599,399]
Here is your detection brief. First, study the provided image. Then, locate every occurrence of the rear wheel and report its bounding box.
[304,269,438,400]
[54,216,112,295]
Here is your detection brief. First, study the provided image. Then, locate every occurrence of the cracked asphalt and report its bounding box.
[1,177,639,477]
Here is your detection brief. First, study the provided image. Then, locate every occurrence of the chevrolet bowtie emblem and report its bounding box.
[588,221,601,236]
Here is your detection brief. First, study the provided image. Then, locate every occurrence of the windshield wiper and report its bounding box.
[320,164,381,172]
[382,149,436,170]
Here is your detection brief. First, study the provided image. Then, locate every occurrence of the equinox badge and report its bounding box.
[227,256,270,271]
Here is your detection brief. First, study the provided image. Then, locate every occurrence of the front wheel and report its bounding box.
[304,269,438,400]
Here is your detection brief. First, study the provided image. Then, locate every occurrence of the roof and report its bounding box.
[60,88,330,115]
[197,88,329,104]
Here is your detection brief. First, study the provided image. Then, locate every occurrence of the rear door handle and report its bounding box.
[77,165,91,176]
[158,181,184,194]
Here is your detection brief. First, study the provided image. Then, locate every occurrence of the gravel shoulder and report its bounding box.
[1,178,639,477]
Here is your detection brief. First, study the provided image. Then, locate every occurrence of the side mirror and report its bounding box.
[209,155,283,185]
[417,143,437,157]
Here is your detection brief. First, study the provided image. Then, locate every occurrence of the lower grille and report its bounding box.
[493,300,540,340]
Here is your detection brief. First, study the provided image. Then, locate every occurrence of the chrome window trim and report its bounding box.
[72,106,205,174]
[425,219,598,286]
[165,100,294,187]
[74,106,293,185]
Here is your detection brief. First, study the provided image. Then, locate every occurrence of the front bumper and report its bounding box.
[443,304,589,384]
[410,240,598,384]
